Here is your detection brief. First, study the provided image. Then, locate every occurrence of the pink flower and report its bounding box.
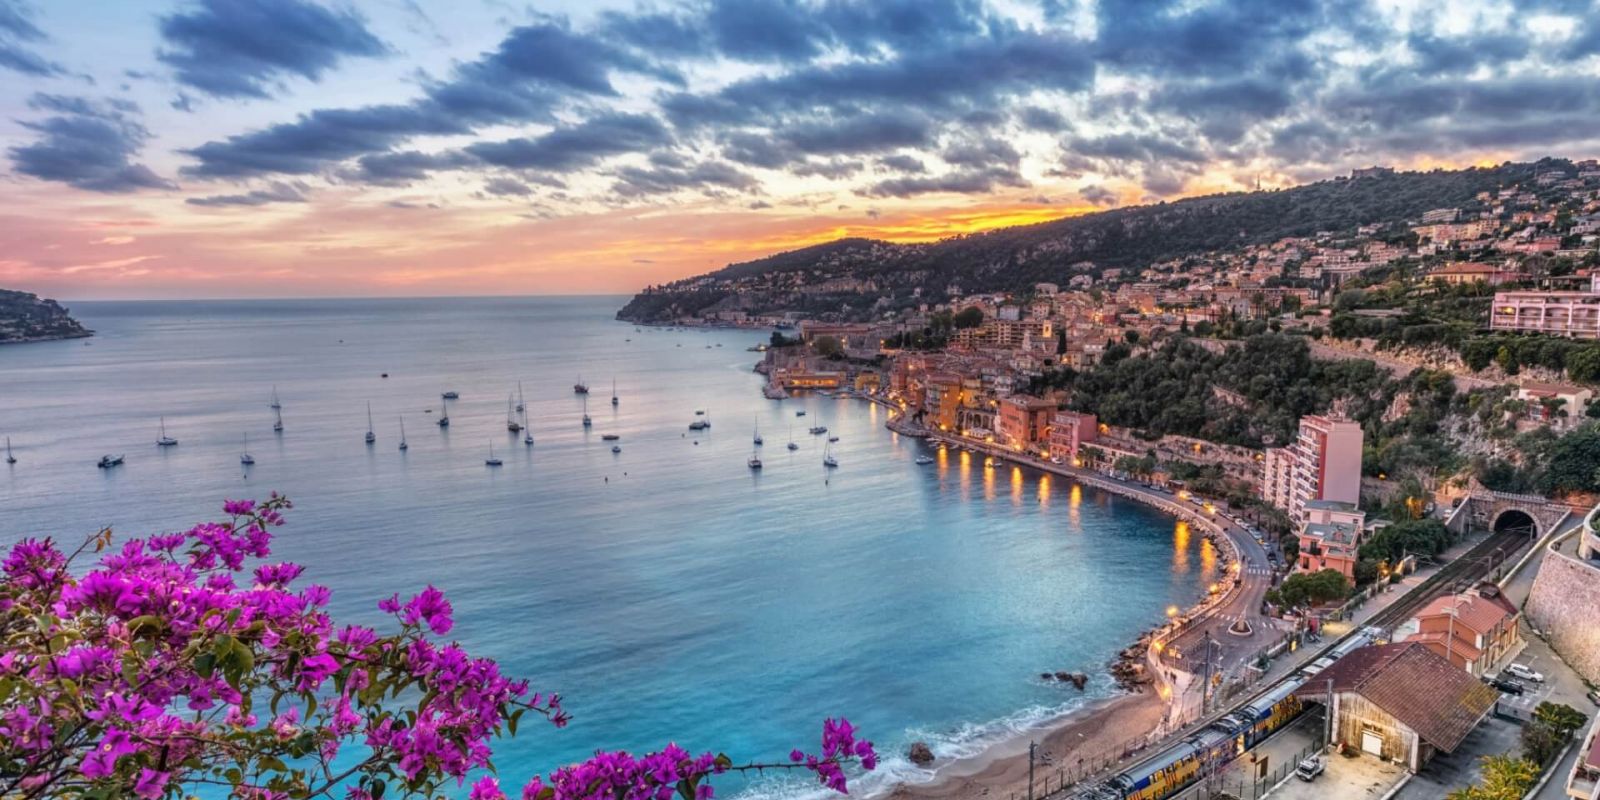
[133,768,170,799]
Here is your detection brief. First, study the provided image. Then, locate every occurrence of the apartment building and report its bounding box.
[1491,276,1600,340]
[1260,415,1365,522]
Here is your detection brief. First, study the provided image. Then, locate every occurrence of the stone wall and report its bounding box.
[1525,546,1600,684]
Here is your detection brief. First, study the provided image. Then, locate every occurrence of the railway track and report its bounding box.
[1365,527,1534,631]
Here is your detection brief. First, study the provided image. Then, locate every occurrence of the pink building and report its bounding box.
[1491,278,1600,340]
[1260,414,1364,522]
[1047,411,1098,461]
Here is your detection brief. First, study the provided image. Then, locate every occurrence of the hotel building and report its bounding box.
[1260,414,1365,522]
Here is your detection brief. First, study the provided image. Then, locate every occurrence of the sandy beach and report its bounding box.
[887,690,1166,800]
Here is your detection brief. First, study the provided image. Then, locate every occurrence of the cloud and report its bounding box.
[466,113,673,172]
[0,0,63,76]
[860,165,1027,198]
[157,0,388,99]
[612,159,759,198]
[182,104,467,178]
[187,181,309,206]
[1079,184,1117,207]
[9,94,176,193]
[877,154,926,173]
[482,177,533,197]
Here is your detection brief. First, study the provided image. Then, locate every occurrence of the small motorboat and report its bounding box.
[828,436,840,443]
[98,454,124,469]
[601,434,620,441]
[915,455,935,465]
[441,391,460,400]
[437,414,450,428]
[808,426,828,435]
[787,442,799,451]
[796,410,807,417]
[748,455,762,470]
[611,445,622,454]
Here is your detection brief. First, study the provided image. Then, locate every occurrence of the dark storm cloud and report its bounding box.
[466,113,673,171]
[157,0,388,99]
[0,0,63,76]
[1094,0,1325,78]
[861,165,1026,198]
[10,94,175,193]
[187,180,308,206]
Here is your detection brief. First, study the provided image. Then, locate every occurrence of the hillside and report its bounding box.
[0,289,92,343]
[617,160,1551,323]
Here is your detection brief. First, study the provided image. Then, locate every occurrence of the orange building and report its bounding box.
[997,395,1057,451]
[1295,500,1366,581]
[1048,411,1099,461]
[1403,586,1521,677]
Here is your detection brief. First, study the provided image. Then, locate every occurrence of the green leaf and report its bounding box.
[508,708,525,736]
[371,779,386,800]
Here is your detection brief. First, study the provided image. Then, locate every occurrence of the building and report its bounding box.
[1047,411,1098,461]
[1293,642,1497,772]
[1518,382,1594,423]
[1429,262,1520,287]
[1566,713,1600,800]
[1492,285,1600,340]
[1400,585,1522,677]
[1260,415,1364,522]
[1295,501,1366,580]
[996,395,1057,451]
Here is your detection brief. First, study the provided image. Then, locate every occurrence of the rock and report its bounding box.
[1068,672,1088,689]
[1054,671,1073,682]
[1041,672,1055,681]
[908,741,935,766]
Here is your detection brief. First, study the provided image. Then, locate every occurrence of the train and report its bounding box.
[1082,627,1383,800]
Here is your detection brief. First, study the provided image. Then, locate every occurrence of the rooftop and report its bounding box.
[1294,642,1496,753]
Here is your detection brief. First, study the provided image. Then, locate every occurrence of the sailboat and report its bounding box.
[273,405,284,433]
[787,424,799,451]
[270,386,281,410]
[748,438,762,469]
[485,442,502,467]
[753,417,763,446]
[438,398,450,428]
[364,403,376,444]
[516,381,526,413]
[822,441,839,468]
[611,379,619,407]
[240,434,254,466]
[574,376,589,394]
[506,394,523,433]
[399,417,409,451]
[157,417,178,447]
[522,408,534,445]
[582,395,592,427]
[5,437,15,464]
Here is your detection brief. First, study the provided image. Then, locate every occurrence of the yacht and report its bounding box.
[582,395,592,427]
[601,433,620,441]
[273,405,284,433]
[915,455,935,465]
[611,444,622,454]
[796,410,807,417]
[5,437,15,464]
[574,377,589,394]
[752,418,763,447]
[786,425,798,451]
[441,391,460,400]
[808,426,828,435]
[611,379,619,407]
[399,417,409,451]
[157,417,178,447]
[364,404,376,444]
[98,454,124,469]
[828,435,840,443]
[748,451,762,470]
[822,442,838,468]
[506,394,523,433]
[688,419,709,431]
[485,442,502,467]
[240,434,255,466]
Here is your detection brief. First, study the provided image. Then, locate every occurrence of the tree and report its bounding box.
[1446,754,1539,800]
[1124,330,1141,345]
[1523,702,1587,765]
[813,335,843,358]
[0,498,875,800]
[952,306,984,329]
[1269,569,1349,608]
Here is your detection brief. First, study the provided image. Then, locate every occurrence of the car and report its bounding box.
[1294,755,1325,781]
[1488,676,1526,695]
[1587,689,1600,707]
[1505,664,1545,683]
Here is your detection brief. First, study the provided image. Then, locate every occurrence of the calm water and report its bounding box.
[0,297,1215,798]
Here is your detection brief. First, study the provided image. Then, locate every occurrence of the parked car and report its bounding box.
[1505,664,1545,683]
[1488,676,1526,695]
[1294,755,1325,781]
[1587,689,1600,707]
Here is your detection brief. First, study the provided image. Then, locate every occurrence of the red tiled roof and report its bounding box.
[1294,642,1496,752]
[1415,593,1516,636]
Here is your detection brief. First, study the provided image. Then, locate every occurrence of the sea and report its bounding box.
[0,296,1217,799]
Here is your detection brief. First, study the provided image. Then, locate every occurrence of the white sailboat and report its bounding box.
[270,386,281,410]
[5,437,15,464]
[364,403,376,444]
[485,442,502,467]
[157,417,177,447]
[240,434,254,466]
[752,417,763,446]
[438,397,450,428]
[273,405,284,433]
[822,440,838,468]
[611,378,619,407]
[582,395,592,427]
[787,424,798,451]
[516,381,526,413]
[748,440,762,470]
[399,416,409,451]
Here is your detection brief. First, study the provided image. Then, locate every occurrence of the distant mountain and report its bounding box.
[0,289,92,343]
[618,159,1555,323]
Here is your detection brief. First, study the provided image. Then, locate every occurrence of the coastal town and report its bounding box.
[630,162,1600,800]
[0,289,91,344]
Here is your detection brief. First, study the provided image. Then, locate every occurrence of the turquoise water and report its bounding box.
[0,297,1214,798]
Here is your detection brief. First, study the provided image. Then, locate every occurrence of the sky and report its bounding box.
[1,0,1598,300]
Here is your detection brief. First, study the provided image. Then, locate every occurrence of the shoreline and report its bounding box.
[845,396,1242,800]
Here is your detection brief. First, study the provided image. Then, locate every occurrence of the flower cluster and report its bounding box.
[0,496,874,800]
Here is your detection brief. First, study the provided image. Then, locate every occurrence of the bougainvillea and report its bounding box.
[0,496,874,799]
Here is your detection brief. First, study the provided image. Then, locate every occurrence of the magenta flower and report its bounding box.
[401,585,454,635]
